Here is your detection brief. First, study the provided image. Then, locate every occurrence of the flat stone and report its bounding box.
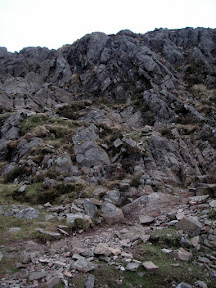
[122,137,137,147]
[126,262,140,271]
[35,228,61,238]
[113,138,123,148]
[54,261,67,268]
[143,261,159,273]
[29,270,47,281]
[58,228,69,236]
[8,227,21,233]
[198,256,210,264]
[121,252,133,258]
[139,215,154,225]
[188,195,209,205]
[161,248,173,254]
[63,271,73,278]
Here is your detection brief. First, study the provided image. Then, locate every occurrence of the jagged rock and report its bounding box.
[72,257,95,272]
[55,153,80,176]
[101,201,124,225]
[122,195,149,215]
[105,190,122,206]
[94,243,111,256]
[170,248,193,262]
[117,225,147,242]
[140,234,150,243]
[0,27,216,288]
[190,236,200,249]
[83,199,97,218]
[72,126,110,168]
[175,216,202,236]
[14,207,39,220]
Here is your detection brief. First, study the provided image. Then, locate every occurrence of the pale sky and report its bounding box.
[0,0,216,52]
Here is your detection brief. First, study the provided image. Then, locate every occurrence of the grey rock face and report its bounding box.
[14,207,39,220]
[101,201,124,225]
[84,274,95,288]
[72,257,95,272]
[176,217,202,236]
[83,199,97,218]
[73,126,110,168]
[105,190,122,206]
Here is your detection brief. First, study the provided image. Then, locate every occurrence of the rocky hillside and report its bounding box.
[0,27,216,288]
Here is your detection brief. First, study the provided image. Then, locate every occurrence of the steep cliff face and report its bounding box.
[0,27,215,193]
[0,28,216,288]
[0,28,216,111]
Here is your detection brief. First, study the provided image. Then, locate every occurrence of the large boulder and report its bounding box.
[176,216,202,236]
[73,126,110,168]
[101,201,124,225]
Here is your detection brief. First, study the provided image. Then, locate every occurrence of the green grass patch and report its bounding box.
[135,242,212,287]
[0,213,54,245]
[0,184,19,204]
[0,254,19,275]
[4,166,26,183]
[150,228,181,248]
[20,114,48,135]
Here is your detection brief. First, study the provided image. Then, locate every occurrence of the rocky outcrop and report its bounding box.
[0,27,216,288]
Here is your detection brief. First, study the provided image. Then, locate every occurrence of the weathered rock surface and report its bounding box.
[0,27,216,288]
[176,216,202,236]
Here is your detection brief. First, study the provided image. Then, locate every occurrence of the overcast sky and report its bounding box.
[0,0,216,52]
